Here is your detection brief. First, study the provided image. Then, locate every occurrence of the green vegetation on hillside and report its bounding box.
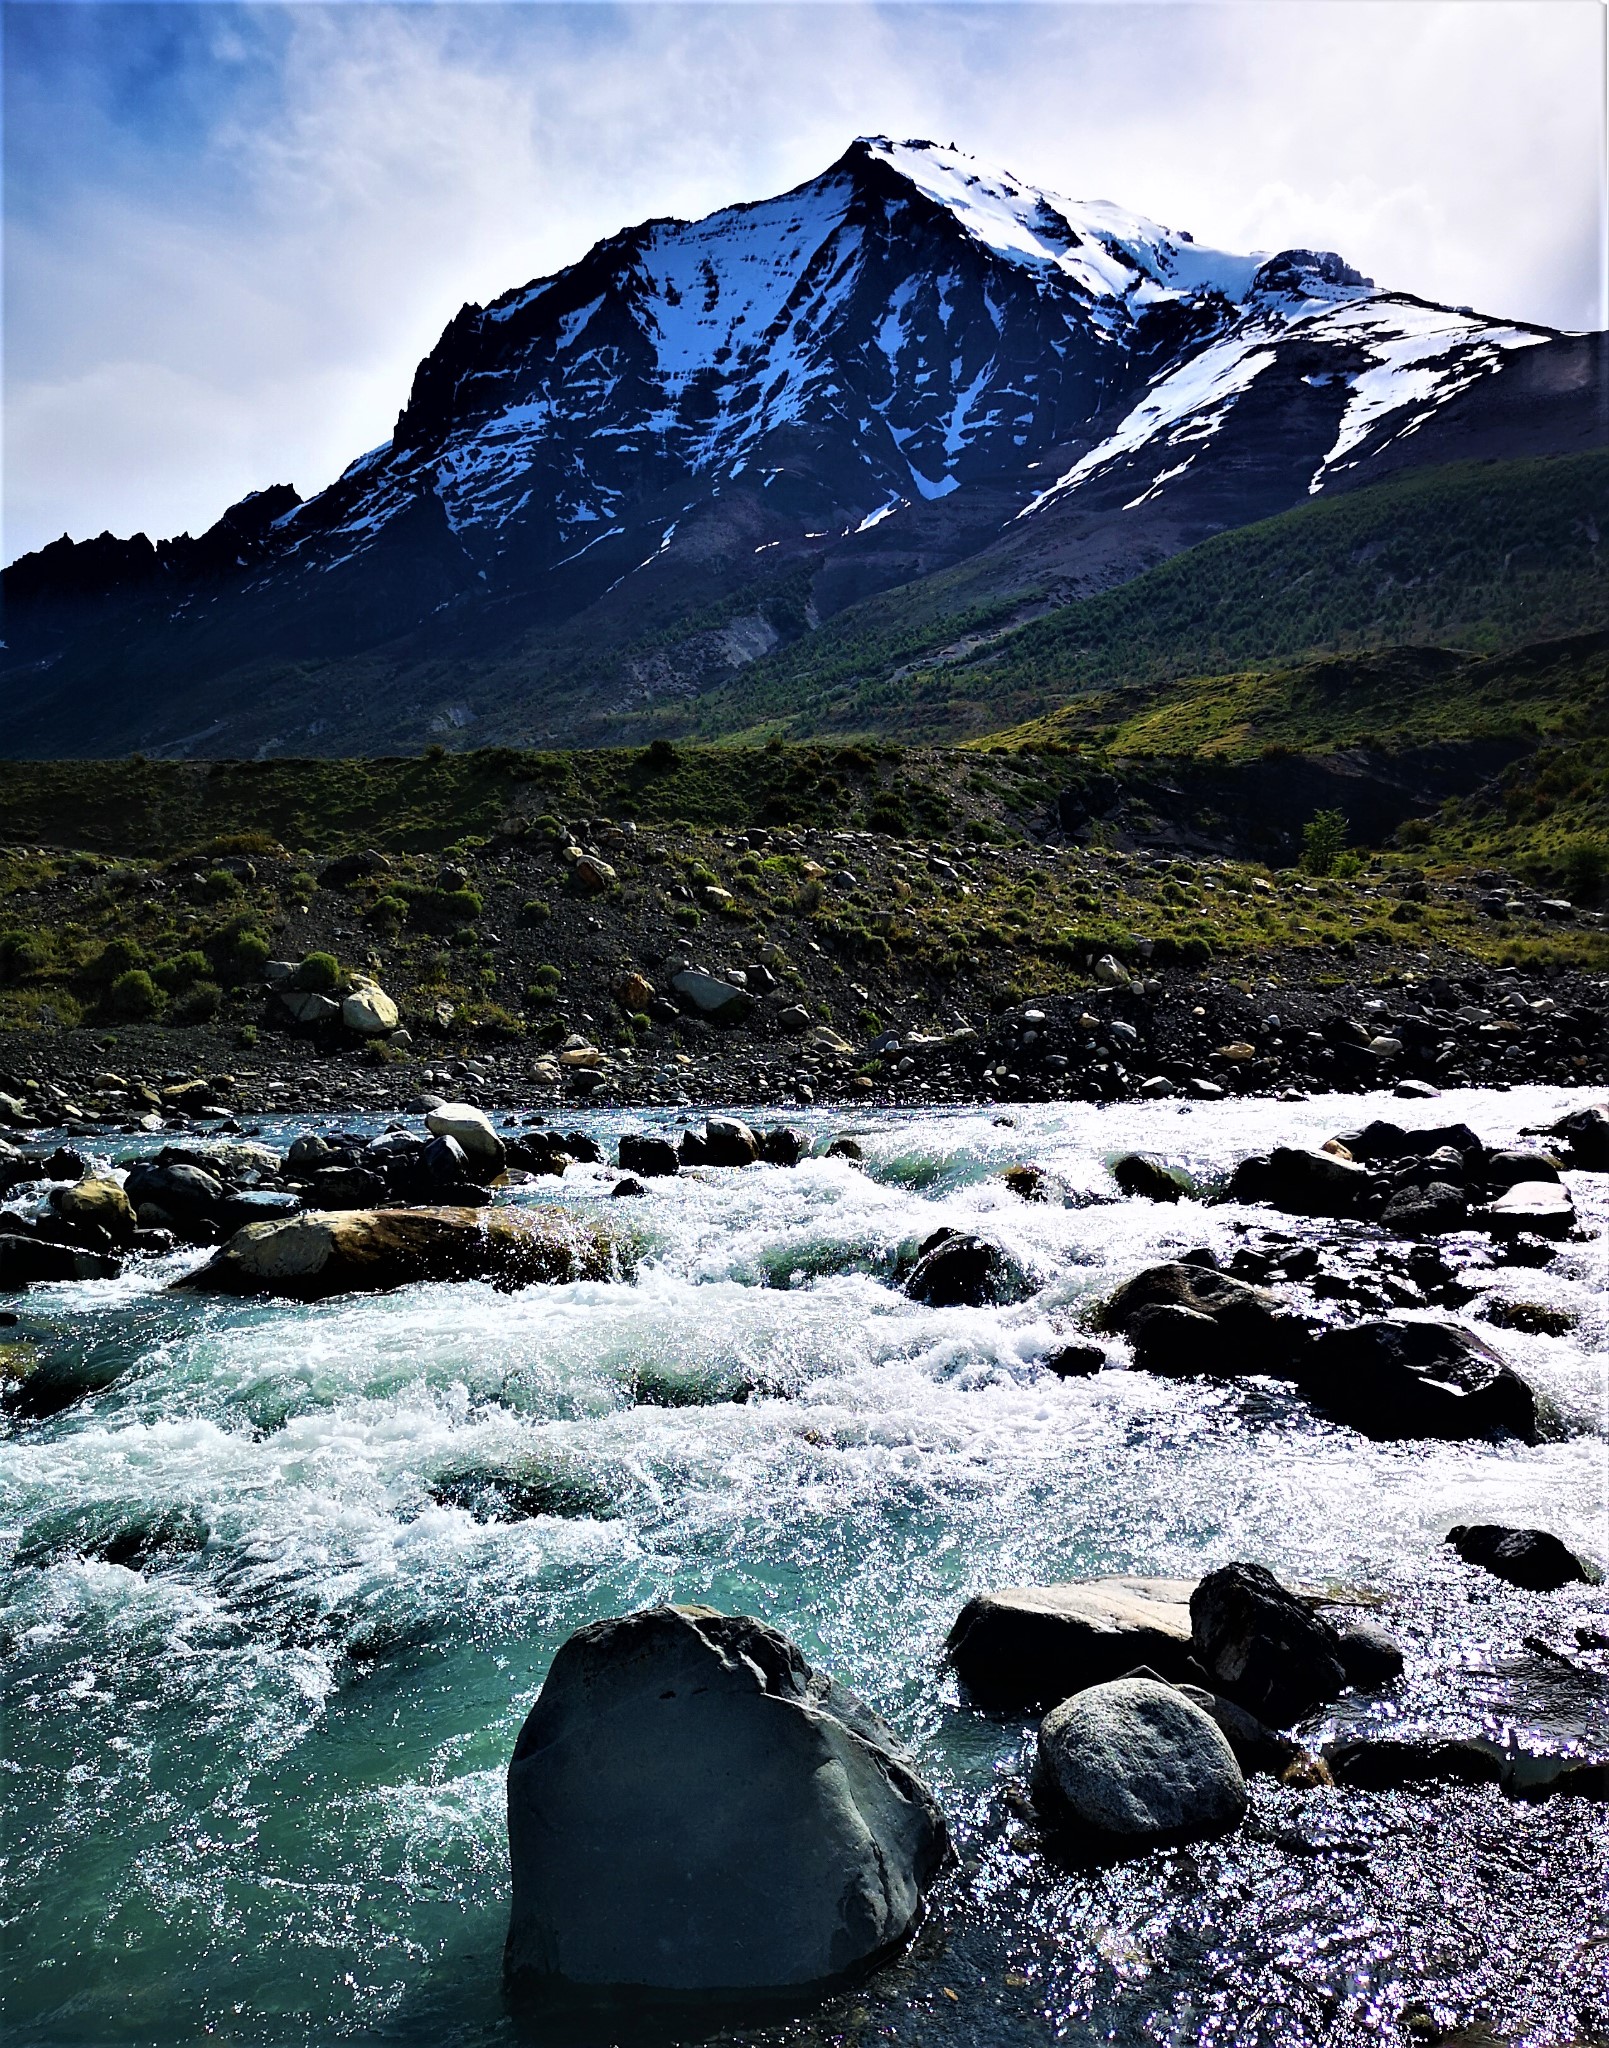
[696,451,1609,741]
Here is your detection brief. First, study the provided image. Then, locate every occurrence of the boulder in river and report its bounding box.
[1101,1261,1308,1378]
[174,1206,611,1302]
[49,1175,136,1247]
[424,1102,506,1174]
[1483,1180,1575,1240]
[617,1133,679,1179]
[1380,1182,1468,1237]
[1189,1562,1348,1727]
[1110,1154,1188,1203]
[1545,1103,1609,1170]
[947,1577,1197,1710]
[904,1232,1024,1308]
[504,1606,949,2006]
[0,1233,122,1289]
[1035,1677,1247,1846]
[1445,1523,1600,1591]
[1300,1318,1538,1441]
[703,1116,760,1167]
[1333,1120,1483,1163]
[1229,1146,1373,1219]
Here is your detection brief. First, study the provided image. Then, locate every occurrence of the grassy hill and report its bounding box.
[692,450,1609,741]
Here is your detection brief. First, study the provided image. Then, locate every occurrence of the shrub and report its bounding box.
[520,898,552,923]
[400,884,483,931]
[1301,808,1350,877]
[0,930,53,981]
[644,738,679,772]
[1560,834,1608,906]
[532,963,563,989]
[294,951,340,992]
[365,894,407,932]
[525,983,558,1008]
[154,950,211,993]
[288,871,318,898]
[90,936,144,981]
[226,929,272,978]
[856,1007,883,1034]
[108,968,160,1019]
[672,904,700,927]
[201,868,241,901]
[171,980,223,1024]
[1333,850,1364,879]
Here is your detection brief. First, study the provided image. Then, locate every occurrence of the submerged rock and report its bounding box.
[14,1499,209,1570]
[1110,1153,1188,1203]
[504,1606,949,2006]
[1324,1735,1504,1790]
[173,1206,612,1302]
[948,1577,1197,1711]
[1035,1677,1247,1846]
[1301,1318,1538,1441]
[1189,1562,1348,1727]
[1445,1523,1599,1591]
[904,1232,1024,1308]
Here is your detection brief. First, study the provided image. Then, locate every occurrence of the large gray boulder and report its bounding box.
[947,1578,1197,1710]
[1036,1678,1247,1845]
[504,1607,950,2005]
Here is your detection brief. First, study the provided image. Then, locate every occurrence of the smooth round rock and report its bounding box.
[1036,1677,1247,1845]
[424,1101,506,1171]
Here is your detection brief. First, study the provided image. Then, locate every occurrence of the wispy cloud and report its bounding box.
[4,0,1603,561]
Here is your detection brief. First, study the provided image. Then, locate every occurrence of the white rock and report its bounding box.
[342,985,399,1035]
[425,1102,506,1170]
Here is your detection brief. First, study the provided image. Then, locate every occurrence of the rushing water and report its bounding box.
[2,1087,1606,2048]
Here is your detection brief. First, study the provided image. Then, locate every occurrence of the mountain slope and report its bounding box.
[4,138,1603,759]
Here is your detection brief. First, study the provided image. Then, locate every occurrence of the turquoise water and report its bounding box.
[2,1089,1605,2046]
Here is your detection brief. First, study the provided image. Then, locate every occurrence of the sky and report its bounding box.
[4,0,1605,564]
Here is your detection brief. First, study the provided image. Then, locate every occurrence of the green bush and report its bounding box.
[672,904,701,928]
[856,1008,884,1034]
[1559,834,1608,906]
[90,935,144,981]
[525,983,558,1008]
[201,868,241,901]
[532,963,563,989]
[400,884,483,931]
[294,951,340,992]
[1301,808,1350,877]
[227,930,272,978]
[0,930,53,981]
[365,894,407,931]
[154,950,211,993]
[108,968,160,1020]
[171,980,223,1024]
[520,898,552,923]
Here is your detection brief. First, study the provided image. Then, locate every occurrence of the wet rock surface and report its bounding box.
[1035,1676,1248,1846]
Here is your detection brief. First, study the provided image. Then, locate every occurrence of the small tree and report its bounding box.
[1560,834,1608,906]
[108,968,160,1020]
[1301,808,1350,877]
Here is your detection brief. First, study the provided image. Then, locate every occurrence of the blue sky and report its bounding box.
[5,0,1605,562]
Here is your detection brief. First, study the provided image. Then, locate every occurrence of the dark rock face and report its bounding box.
[904,1233,1023,1308]
[1229,1146,1373,1218]
[1335,1622,1406,1689]
[1324,1736,1504,1789]
[0,1233,122,1289]
[947,1578,1198,1711]
[504,1606,949,2004]
[1035,1677,1246,1846]
[1111,1154,1186,1202]
[1445,1523,1598,1590]
[1548,1103,1609,1170]
[1301,1319,1538,1441]
[759,1127,807,1167]
[1101,1261,1309,1377]
[1334,1120,1483,1163]
[1042,1340,1106,1378]
[1380,1182,1468,1237]
[1189,1562,1348,1727]
[617,1133,680,1178]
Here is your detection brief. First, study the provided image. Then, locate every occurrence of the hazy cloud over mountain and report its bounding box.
[5,0,1603,561]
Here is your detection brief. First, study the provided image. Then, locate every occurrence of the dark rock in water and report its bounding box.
[217,1189,303,1232]
[947,1577,1197,1710]
[15,1500,210,1570]
[1483,1298,1576,1337]
[1336,1622,1406,1689]
[1042,1340,1106,1378]
[702,1116,759,1167]
[560,1132,603,1165]
[1229,1146,1373,1218]
[1101,1261,1309,1378]
[759,1126,806,1167]
[40,1146,87,1182]
[1381,1182,1468,1237]
[504,1606,949,2004]
[904,1233,1023,1308]
[1334,1120,1483,1163]
[1445,1524,1599,1590]
[1001,1163,1070,1204]
[617,1133,680,1179]
[2,1343,130,1418]
[1111,1153,1187,1202]
[0,1233,122,1289]
[1325,1735,1504,1789]
[1483,1150,1561,1190]
[427,1457,618,1523]
[825,1136,864,1162]
[1189,1562,1348,1727]
[1484,1180,1575,1239]
[1301,1319,1537,1441]
[124,1160,227,1231]
[1173,1681,1310,1778]
[418,1132,471,1184]
[610,1178,645,1199]
[1036,1677,1246,1847]
[1545,1102,1609,1170]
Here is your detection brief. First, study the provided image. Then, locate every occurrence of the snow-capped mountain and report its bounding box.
[4,136,1601,757]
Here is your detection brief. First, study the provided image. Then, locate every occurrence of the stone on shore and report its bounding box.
[425,1102,506,1173]
[341,982,399,1036]
[1445,1523,1599,1590]
[1035,1677,1246,1846]
[670,969,753,1022]
[1300,1318,1538,1441]
[173,1206,611,1302]
[1189,1562,1348,1727]
[947,1578,1197,1710]
[504,1606,949,2003]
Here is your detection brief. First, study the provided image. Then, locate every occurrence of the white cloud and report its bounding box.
[4,0,1602,560]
